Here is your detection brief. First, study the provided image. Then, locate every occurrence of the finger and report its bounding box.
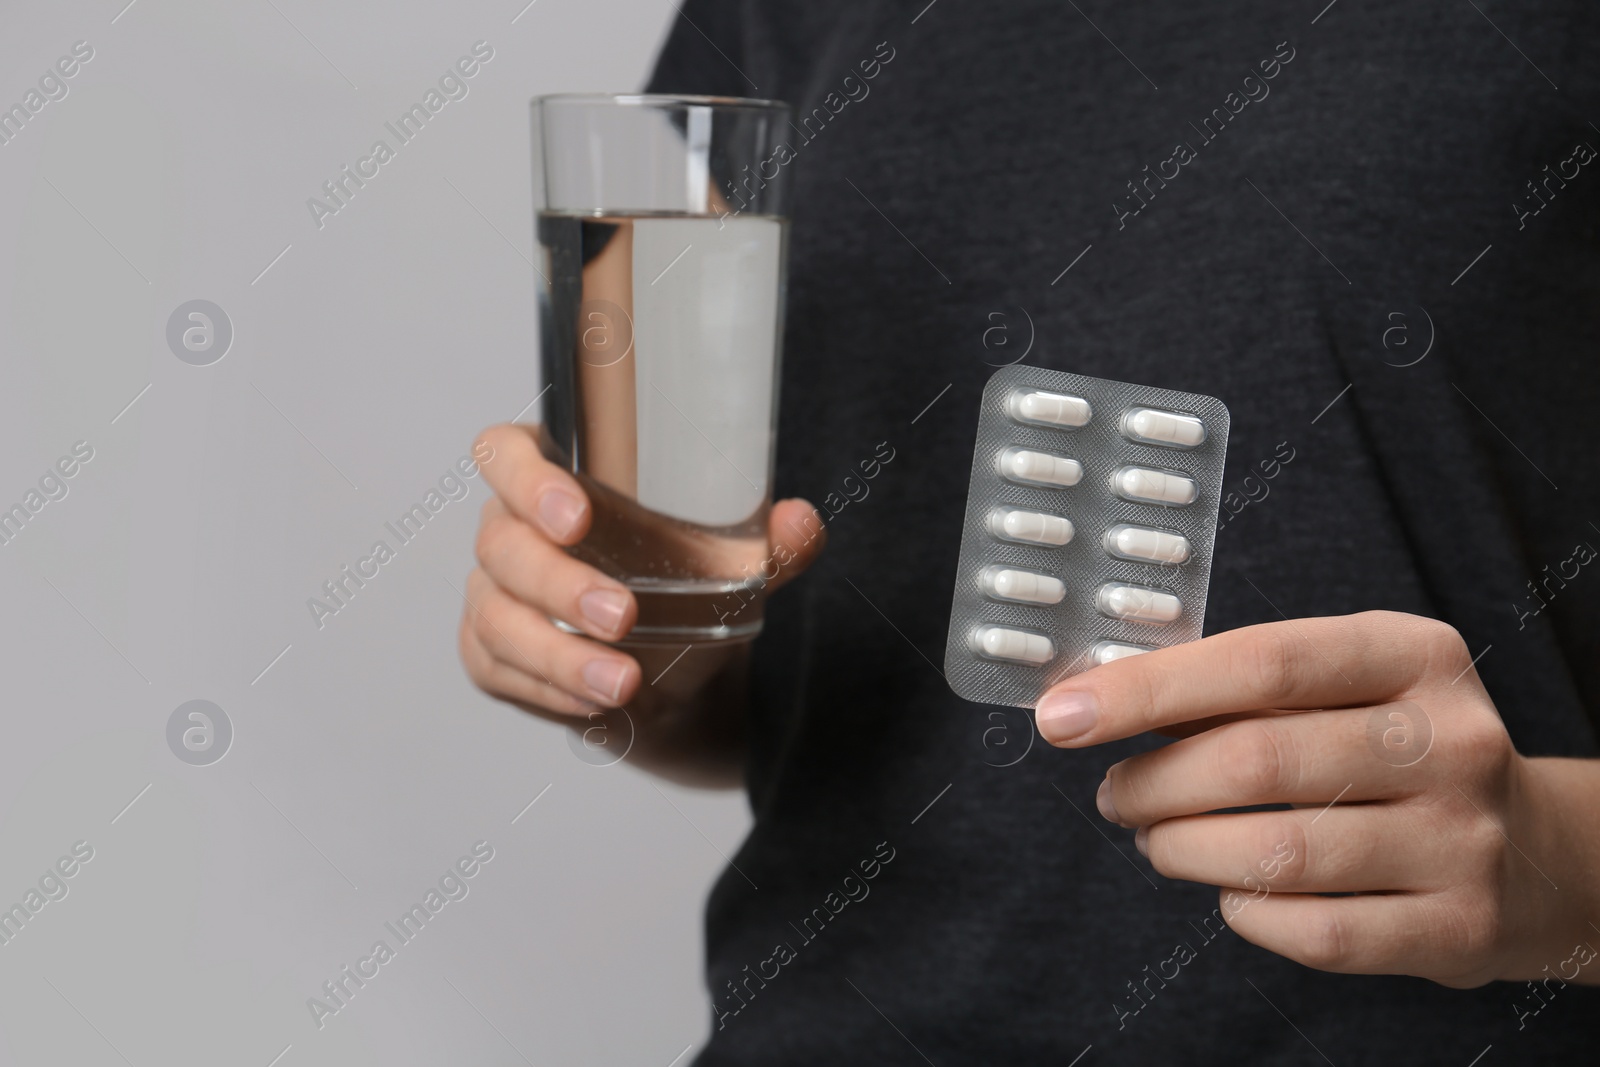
[1220,887,1490,982]
[1155,707,1301,739]
[474,423,592,544]
[1036,610,1457,747]
[763,498,828,594]
[458,606,598,717]
[1101,706,1432,828]
[475,504,636,641]
[463,569,641,706]
[1140,806,1443,895]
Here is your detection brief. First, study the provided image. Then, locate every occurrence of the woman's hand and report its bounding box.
[1035,610,1600,988]
[459,424,824,742]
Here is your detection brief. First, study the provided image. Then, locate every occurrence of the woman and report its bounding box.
[462,1,1600,1061]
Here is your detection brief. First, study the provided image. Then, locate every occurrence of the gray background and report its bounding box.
[0,2,750,1064]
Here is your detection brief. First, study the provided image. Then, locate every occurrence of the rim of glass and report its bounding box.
[533,92,787,111]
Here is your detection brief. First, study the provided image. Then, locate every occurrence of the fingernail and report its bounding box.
[1134,826,1149,857]
[537,488,585,539]
[1096,777,1120,824]
[1035,690,1098,742]
[582,658,629,703]
[579,589,628,635]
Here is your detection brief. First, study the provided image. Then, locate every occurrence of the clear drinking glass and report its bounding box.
[531,94,793,646]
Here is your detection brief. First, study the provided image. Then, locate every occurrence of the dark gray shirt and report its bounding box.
[648,2,1600,1061]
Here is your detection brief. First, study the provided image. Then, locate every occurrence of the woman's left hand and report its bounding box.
[1035,610,1600,988]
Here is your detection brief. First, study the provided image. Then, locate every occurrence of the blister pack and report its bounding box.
[943,365,1230,708]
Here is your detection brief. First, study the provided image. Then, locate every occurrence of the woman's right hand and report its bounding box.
[458,423,825,723]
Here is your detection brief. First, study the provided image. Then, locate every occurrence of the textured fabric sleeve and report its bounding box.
[642,0,749,97]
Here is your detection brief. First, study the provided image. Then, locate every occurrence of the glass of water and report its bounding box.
[531,94,793,646]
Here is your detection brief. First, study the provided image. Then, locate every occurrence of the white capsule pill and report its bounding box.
[1092,640,1154,665]
[980,565,1067,605]
[1095,583,1183,624]
[998,447,1083,488]
[1111,466,1199,507]
[1007,389,1092,429]
[988,507,1074,546]
[1122,407,1207,449]
[972,625,1055,665]
[1103,524,1192,565]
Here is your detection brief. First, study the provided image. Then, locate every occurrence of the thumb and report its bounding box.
[764,498,828,594]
